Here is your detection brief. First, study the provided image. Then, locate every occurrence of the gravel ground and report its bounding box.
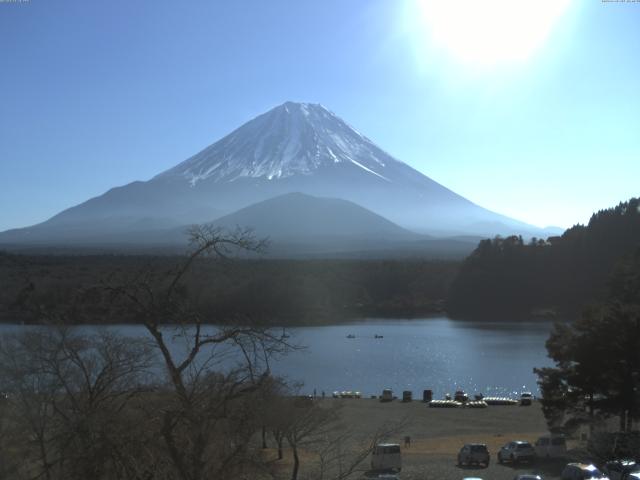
[328,398,569,480]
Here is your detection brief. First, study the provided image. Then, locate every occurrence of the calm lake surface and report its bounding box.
[0,317,554,399]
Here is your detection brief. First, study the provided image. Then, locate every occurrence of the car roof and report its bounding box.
[567,463,600,471]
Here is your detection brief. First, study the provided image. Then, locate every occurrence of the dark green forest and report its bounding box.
[0,254,457,325]
[447,197,640,319]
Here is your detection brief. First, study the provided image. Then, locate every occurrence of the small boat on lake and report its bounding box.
[346,334,356,339]
[374,334,384,339]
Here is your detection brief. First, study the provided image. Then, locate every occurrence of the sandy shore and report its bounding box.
[269,398,576,480]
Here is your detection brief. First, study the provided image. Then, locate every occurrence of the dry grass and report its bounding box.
[266,398,577,480]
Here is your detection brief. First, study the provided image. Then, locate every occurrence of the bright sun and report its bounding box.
[413,0,572,67]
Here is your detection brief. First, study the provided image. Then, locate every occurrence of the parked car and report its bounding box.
[498,441,536,464]
[380,389,394,402]
[520,392,533,406]
[561,463,609,480]
[535,434,567,459]
[603,460,640,480]
[514,475,543,480]
[458,443,490,467]
[371,443,401,472]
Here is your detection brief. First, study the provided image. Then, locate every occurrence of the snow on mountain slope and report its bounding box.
[156,102,396,184]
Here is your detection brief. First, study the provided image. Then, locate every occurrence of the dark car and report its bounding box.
[561,463,609,480]
[603,460,640,480]
[520,392,533,406]
[458,443,490,467]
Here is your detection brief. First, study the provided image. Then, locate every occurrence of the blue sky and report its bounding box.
[1,0,638,231]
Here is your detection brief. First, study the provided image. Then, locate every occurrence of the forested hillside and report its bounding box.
[447,198,640,319]
[0,254,458,325]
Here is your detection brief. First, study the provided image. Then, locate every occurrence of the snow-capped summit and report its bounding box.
[156,102,397,185]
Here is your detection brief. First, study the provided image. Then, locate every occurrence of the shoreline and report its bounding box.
[0,312,560,327]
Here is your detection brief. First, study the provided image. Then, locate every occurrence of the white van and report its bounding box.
[535,434,566,458]
[371,443,401,472]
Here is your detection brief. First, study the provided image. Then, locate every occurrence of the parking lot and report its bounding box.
[327,398,577,480]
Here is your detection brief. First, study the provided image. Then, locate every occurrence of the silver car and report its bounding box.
[498,440,536,464]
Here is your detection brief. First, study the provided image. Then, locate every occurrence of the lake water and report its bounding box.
[0,317,555,399]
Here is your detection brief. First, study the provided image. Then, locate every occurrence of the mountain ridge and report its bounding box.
[0,101,559,252]
[209,192,420,240]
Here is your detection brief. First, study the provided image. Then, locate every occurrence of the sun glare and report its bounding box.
[413,0,572,67]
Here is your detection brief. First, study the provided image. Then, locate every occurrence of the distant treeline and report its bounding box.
[3,198,638,325]
[447,197,640,319]
[0,254,458,325]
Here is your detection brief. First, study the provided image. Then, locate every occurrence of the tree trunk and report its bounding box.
[277,436,283,460]
[262,425,267,449]
[291,444,300,480]
[588,392,594,435]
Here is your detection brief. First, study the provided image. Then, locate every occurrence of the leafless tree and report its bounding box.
[284,401,339,480]
[265,393,406,480]
[105,225,295,480]
[308,418,407,480]
[0,328,155,480]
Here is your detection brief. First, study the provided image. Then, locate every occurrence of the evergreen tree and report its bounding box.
[535,248,640,433]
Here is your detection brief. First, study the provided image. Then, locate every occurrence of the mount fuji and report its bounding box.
[0,101,552,252]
